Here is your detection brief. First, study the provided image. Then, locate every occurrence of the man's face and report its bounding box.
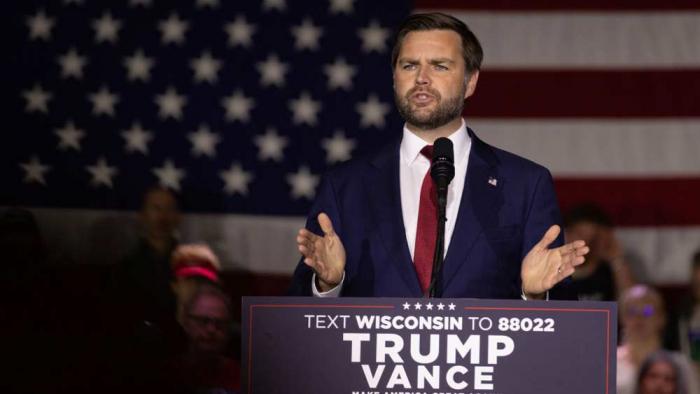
[183,293,230,354]
[141,189,180,239]
[639,360,677,394]
[393,29,478,131]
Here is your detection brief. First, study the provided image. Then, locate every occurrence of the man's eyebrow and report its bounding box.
[429,58,455,65]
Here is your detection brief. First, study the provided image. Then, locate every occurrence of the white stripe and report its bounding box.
[468,118,700,176]
[417,11,700,69]
[25,208,699,284]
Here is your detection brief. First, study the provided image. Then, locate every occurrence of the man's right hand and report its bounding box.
[296,212,346,292]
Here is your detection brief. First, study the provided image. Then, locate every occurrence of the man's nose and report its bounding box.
[415,66,430,85]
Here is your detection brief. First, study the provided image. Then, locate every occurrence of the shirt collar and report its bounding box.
[400,118,470,166]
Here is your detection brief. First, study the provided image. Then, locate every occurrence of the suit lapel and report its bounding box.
[442,128,503,292]
[366,142,423,296]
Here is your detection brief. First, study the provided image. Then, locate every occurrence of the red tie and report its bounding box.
[414,145,437,295]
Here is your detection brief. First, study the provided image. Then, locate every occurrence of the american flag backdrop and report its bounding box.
[3,0,700,284]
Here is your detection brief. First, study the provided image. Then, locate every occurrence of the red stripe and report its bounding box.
[466,70,700,118]
[415,0,700,11]
[555,177,700,226]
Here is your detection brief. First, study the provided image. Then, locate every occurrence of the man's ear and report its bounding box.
[464,70,480,99]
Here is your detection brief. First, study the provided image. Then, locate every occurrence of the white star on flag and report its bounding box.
[287,166,319,200]
[92,12,121,44]
[89,86,119,117]
[220,163,253,196]
[322,130,355,163]
[262,0,286,11]
[158,13,189,45]
[22,84,52,113]
[324,57,356,90]
[196,0,220,8]
[26,10,54,41]
[329,0,354,14]
[254,128,288,162]
[190,51,222,84]
[222,90,255,122]
[224,15,256,48]
[19,156,50,185]
[256,54,289,87]
[289,92,321,126]
[124,50,155,82]
[356,94,389,128]
[121,122,153,154]
[152,160,185,191]
[55,121,85,151]
[291,18,323,51]
[57,48,87,79]
[188,124,220,158]
[358,20,389,53]
[86,157,118,188]
[155,87,187,120]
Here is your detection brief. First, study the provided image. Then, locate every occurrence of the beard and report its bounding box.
[394,84,466,131]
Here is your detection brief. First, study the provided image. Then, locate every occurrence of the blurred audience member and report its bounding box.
[637,351,688,394]
[170,243,222,324]
[618,285,700,394]
[0,207,48,295]
[167,284,241,393]
[678,250,700,374]
[564,203,636,301]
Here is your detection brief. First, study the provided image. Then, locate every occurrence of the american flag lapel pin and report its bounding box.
[488,177,498,187]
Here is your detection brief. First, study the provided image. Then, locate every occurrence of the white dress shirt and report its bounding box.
[313,120,471,296]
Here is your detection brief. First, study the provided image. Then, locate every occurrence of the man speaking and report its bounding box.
[289,13,588,300]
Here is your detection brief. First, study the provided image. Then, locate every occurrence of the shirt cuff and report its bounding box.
[521,289,549,301]
[312,272,345,297]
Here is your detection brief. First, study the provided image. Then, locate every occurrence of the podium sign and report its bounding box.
[243,297,616,394]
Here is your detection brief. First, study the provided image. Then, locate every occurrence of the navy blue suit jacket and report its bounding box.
[289,128,574,299]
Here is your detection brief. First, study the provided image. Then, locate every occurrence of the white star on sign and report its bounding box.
[158,13,189,45]
[256,54,288,87]
[448,303,456,311]
[190,51,222,84]
[402,302,411,310]
[220,163,253,196]
[19,156,50,185]
[414,302,422,310]
[57,48,87,79]
[155,87,187,120]
[196,0,220,8]
[121,122,153,154]
[426,302,434,310]
[222,90,255,122]
[287,166,319,200]
[22,84,52,113]
[437,303,445,311]
[322,130,355,164]
[358,20,389,53]
[86,157,118,188]
[356,94,389,128]
[224,15,256,48]
[254,127,288,162]
[329,0,354,14]
[26,10,55,41]
[324,57,356,90]
[188,124,220,158]
[289,91,321,126]
[92,12,121,44]
[55,120,85,151]
[262,0,286,11]
[88,86,119,117]
[152,159,185,191]
[291,18,323,51]
[124,49,155,82]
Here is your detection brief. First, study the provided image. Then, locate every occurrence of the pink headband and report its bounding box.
[175,265,219,282]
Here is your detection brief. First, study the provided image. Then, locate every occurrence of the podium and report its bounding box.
[243,297,616,393]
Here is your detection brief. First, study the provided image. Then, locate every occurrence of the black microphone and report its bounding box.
[430,137,455,205]
[428,137,454,298]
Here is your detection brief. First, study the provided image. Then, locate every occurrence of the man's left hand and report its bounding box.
[521,225,589,299]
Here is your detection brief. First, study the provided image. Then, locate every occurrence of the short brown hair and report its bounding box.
[391,12,483,73]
